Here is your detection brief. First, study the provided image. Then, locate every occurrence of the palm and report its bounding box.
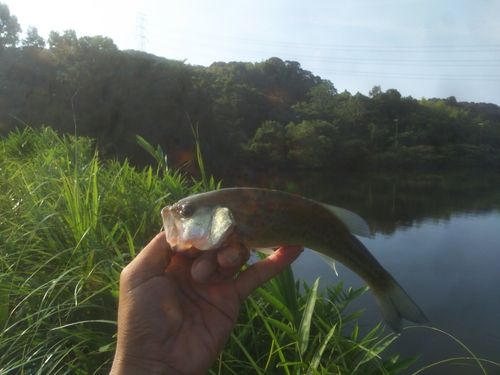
[138,255,242,374]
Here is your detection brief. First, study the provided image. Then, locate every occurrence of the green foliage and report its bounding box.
[248,121,288,167]
[369,85,382,98]
[248,120,340,169]
[0,127,419,374]
[22,26,46,49]
[0,127,202,372]
[286,120,336,169]
[292,81,338,121]
[1,25,500,173]
[0,2,21,48]
[212,263,418,375]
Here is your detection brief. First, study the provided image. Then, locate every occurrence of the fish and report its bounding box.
[161,187,428,333]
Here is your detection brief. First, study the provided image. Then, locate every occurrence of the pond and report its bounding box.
[235,169,500,374]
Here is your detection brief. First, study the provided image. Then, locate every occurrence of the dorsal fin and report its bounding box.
[322,204,370,237]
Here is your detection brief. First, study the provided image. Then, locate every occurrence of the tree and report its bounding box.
[292,80,338,121]
[286,120,337,168]
[369,85,382,97]
[78,35,118,52]
[309,80,338,107]
[0,2,21,48]
[48,29,78,51]
[333,91,367,137]
[248,121,287,166]
[47,30,80,67]
[22,26,46,48]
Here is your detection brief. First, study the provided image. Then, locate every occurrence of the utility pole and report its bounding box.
[136,13,148,52]
[394,119,399,147]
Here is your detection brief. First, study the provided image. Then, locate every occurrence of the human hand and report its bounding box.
[109,232,303,375]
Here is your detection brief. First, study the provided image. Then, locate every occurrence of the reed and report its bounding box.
[0,127,200,373]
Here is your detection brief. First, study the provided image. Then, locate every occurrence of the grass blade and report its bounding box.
[298,278,319,355]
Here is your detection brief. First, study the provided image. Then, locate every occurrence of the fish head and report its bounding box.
[161,197,236,252]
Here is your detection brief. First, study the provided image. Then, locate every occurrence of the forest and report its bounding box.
[1,3,500,178]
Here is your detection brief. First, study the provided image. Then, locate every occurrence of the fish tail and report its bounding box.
[371,278,429,334]
[346,234,428,333]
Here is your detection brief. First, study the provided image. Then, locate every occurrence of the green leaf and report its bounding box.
[273,265,300,327]
[309,323,337,371]
[359,331,397,365]
[384,355,420,373]
[136,135,156,157]
[263,317,300,342]
[298,278,320,354]
[0,290,9,330]
[255,288,295,323]
[230,332,264,375]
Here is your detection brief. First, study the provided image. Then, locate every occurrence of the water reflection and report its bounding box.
[234,169,500,374]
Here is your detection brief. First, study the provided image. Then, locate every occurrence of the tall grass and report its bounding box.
[0,127,202,373]
[3,126,489,374]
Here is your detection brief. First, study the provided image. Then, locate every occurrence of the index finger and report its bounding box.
[234,245,303,301]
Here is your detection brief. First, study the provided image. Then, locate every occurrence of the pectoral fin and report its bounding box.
[311,250,339,276]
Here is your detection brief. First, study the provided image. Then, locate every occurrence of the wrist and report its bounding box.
[109,353,176,375]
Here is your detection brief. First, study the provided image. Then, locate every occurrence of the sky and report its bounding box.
[8,0,500,105]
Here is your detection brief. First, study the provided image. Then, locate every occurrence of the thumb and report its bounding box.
[120,232,172,291]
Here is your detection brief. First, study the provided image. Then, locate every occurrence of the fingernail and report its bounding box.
[222,251,241,266]
[192,259,216,282]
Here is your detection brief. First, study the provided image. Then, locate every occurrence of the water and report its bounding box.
[237,169,500,374]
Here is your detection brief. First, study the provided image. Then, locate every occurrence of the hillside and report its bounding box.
[2,28,500,175]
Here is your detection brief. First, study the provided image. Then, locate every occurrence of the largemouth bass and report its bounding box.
[161,188,428,333]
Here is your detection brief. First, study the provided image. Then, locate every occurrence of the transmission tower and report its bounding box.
[136,13,148,52]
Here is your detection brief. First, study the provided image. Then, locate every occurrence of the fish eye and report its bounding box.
[181,203,194,218]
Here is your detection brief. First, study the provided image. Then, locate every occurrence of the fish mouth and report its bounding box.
[160,204,237,252]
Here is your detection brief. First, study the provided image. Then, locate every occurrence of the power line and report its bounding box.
[150,42,500,81]
[163,27,500,53]
[151,38,500,68]
[146,28,500,83]
[312,69,500,81]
